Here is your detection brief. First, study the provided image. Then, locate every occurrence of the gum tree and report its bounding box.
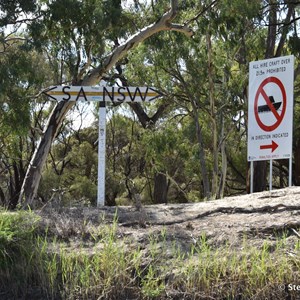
[0,1,52,208]
[18,0,197,206]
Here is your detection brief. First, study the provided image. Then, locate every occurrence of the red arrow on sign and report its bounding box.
[260,140,278,152]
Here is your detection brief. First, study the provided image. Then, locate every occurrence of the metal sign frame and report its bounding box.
[248,55,294,192]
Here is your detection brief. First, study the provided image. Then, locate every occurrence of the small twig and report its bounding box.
[291,228,300,239]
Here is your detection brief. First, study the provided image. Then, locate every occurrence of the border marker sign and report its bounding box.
[43,85,163,206]
[248,55,294,191]
[43,85,162,102]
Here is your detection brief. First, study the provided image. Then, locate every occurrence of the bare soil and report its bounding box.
[37,186,300,254]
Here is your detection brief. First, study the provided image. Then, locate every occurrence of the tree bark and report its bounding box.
[217,114,227,199]
[153,172,169,204]
[275,1,295,57]
[19,0,193,206]
[194,113,211,199]
[294,137,300,185]
[206,31,218,199]
[9,161,22,209]
[265,0,277,59]
[19,101,74,207]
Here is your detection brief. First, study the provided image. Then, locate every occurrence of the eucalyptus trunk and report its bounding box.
[153,173,169,204]
[217,114,227,199]
[194,113,211,199]
[206,31,218,199]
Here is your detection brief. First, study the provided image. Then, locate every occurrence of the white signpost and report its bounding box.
[43,85,162,206]
[248,55,294,192]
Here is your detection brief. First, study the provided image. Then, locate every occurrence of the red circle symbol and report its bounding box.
[254,77,286,132]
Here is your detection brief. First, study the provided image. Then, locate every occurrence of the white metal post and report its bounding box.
[269,159,272,191]
[289,158,292,187]
[97,102,106,206]
[250,161,254,194]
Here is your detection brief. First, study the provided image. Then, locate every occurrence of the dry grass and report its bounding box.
[1,208,300,299]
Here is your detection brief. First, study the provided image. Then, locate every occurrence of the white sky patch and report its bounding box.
[68,102,96,130]
[121,0,151,9]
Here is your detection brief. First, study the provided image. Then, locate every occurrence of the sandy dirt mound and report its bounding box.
[37,187,300,254]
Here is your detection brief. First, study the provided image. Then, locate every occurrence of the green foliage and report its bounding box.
[38,127,98,206]
[142,120,191,172]
[0,210,39,266]
[27,0,134,81]
[69,176,97,205]
[288,35,300,58]
[0,32,53,206]
[0,0,37,26]
[0,42,47,134]
[0,210,49,298]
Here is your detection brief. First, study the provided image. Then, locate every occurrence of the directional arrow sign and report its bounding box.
[259,140,278,152]
[43,85,162,102]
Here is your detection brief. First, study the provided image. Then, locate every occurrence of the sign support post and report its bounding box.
[97,102,106,207]
[250,161,254,194]
[289,158,292,187]
[269,159,273,191]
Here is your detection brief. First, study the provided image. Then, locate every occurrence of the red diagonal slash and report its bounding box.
[260,88,280,120]
[260,140,278,152]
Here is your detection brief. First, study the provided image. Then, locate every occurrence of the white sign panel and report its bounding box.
[43,85,162,102]
[248,55,294,161]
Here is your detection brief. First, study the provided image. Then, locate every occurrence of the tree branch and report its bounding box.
[184,0,219,26]
[275,1,296,57]
[169,23,194,37]
[82,0,192,85]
